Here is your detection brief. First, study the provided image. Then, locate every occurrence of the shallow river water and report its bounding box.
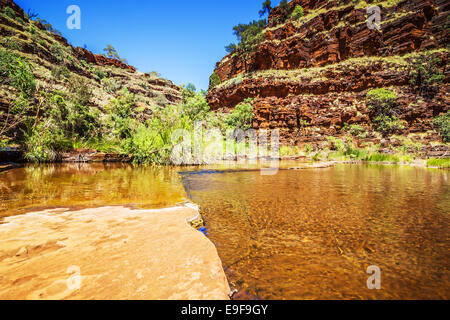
[0,163,449,299]
[183,164,449,300]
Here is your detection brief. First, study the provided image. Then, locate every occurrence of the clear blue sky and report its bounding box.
[15,0,282,90]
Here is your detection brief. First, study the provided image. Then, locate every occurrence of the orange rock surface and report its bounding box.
[0,206,230,300]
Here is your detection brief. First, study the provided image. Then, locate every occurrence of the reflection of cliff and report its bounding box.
[207,0,449,145]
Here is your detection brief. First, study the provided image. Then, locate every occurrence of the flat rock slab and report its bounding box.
[0,206,230,300]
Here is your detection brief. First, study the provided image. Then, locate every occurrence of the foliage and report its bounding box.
[433,112,449,143]
[279,145,302,156]
[225,99,254,130]
[366,88,397,116]
[51,65,71,80]
[364,153,400,163]
[103,45,127,64]
[35,18,62,36]
[182,92,211,122]
[93,68,107,81]
[51,42,65,63]
[277,0,291,23]
[68,76,92,106]
[373,115,405,136]
[326,136,346,152]
[0,37,20,51]
[225,43,238,54]
[343,123,366,137]
[0,49,36,97]
[427,158,450,168]
[23,121,66,163]
[292,5,304,20]
[409,54,445,99]
[104,88,137,139]
[259,0,272,17]
[102,77,122,94]
[228,19,267,57]
[2,6,16,19]
[366,88,403,136]
[209,72,221,88]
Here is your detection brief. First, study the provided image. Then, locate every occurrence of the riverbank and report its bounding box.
[0,205,230,300]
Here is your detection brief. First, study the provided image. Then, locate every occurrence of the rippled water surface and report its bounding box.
[1,163,448,299]
[184,165,449,300]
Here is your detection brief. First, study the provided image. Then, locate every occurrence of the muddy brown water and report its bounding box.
[0,163,449,299]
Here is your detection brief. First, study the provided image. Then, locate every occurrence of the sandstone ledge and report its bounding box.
[0,206,230,300]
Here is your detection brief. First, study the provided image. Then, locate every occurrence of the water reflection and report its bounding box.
[0,163,187,217]
[184,165,449,300]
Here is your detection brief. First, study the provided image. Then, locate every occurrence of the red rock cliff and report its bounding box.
[207,0,449,148]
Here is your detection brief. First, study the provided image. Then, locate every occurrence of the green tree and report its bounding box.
[103,45,127,64]
[409,54,445,99]
[433,112,449,143]
[366,88,404,136]
[259,0,272,17]
[226,99,254,131]
[278,0,291,23]
[292,5,304,19]
[225,43,237,54]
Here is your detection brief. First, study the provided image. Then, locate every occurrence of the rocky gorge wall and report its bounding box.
[0,0,182,126]
[207,0,449,152]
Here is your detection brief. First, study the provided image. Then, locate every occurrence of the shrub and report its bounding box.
[433,112,449,143]
[366,88,397,116]
[102,78,122,94]
[2,6,16,19]
[278,0,291,23]
[36,18,62,36]
[409,54,445,99]
[29,26,36,34]
[209,72,221,88]
[427,158,450,168]
[104,88,137,139]
[182,92,211,122]
[326,136,346,152]
[93,68,107,81]
[343,123,366,137]
[225,43,237,54]
[292,5,304,20]
[225,99,254,130]
[51,42,65,63]
[68,76,92,105]
[231,20,267,57]
[0,49,36,97]
[1,37,20,51]
[366,88,403,136]
[51,65,71,80]
[373,115,405,136]
[23,121,67,162]
[126,123,171,165]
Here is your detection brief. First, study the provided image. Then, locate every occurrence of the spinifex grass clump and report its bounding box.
[427,158,450,168]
